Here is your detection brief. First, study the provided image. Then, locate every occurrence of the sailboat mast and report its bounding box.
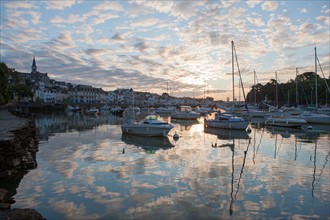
[296,68,299,106]
[275,71,278,109]
[254,71,257,106]
[315,47,318,109]
[232,41,235,104]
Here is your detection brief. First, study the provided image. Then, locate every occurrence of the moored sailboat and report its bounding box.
[204,41,249,131]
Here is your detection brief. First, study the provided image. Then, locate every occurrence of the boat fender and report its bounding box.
[308,126,313,130]
[173,131,179,141]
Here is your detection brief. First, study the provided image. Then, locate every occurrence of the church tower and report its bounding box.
[31,56,37,73]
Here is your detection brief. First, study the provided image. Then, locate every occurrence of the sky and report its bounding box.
[1,0,329,101]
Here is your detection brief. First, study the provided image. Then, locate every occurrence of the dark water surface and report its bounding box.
[11,113,330,219]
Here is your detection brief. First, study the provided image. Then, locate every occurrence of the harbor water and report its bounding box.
[10,112,330,219]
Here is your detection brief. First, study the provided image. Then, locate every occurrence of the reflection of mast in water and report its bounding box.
[273,133,284,159]
[274,133,278,159]
[229,140,234,215]
[253,127,264,164]
[294,135,302,161]
[229,138,251,215]
[312,138,317,197]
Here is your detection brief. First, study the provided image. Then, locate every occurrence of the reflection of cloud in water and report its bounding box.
[11,118,330,219]
[52,160,77,179]
[48,198,100,219]
[52,182,65,194]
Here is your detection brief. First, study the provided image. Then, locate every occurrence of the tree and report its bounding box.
[0,62,34,104]
[246,72,330,107]
[11,84,34,101]
[0,62,10,105]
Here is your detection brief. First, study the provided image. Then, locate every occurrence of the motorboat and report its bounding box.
[110,106,124,116]
[265,113,307,128]
[121,115,174,137]
[155,106,176,115]
[171,105,200,119]
[204,113,249,130]
[65,105,82,113]
[85,107,100,116]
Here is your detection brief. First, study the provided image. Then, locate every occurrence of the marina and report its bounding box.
[4,111,330,219]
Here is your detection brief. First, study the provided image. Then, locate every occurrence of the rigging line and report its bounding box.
[316,55,330,94]
[233,42,248,107]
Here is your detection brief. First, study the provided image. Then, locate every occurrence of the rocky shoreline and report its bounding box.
[0,109,45,219]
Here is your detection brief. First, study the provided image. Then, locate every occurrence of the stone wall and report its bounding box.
[0,109,44,219]
[0,120,39,178]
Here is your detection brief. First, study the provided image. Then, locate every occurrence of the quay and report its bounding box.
[0,108,44,220]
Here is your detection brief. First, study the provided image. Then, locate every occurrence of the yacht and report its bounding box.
[121,115,174,137]
[171,106,200,119]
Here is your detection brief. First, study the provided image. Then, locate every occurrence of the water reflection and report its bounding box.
[204,127,250,140]
[121,134,175,154]
[9,113,330,219]
[35,112,122,141]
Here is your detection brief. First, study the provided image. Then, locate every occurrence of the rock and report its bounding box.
[0,208,45,220]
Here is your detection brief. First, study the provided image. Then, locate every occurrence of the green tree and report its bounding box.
[0,62,10,105]
[0,62,34,104]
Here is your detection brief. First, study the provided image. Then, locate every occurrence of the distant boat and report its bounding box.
[299,112,330,124]
[171,105,200,119]
[85,107,100,116]
[110,106,124,116]
[65,105,82,113]
[121,115,174,137]
[155,106,176,115]
[265,113,307,128]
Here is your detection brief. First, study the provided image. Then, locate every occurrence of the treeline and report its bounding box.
[0,62,33,105]
[246,72,330,107]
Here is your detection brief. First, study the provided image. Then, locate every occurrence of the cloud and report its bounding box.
[50,14,83,24]
[44,0,83,10]
[130,18,161,28]
[92,13,120,25]
[3,1,35,9]
[92,1,123,11]
[246,0,262,8]
[297,8,308,14]
[316,16,330,26]
[261,1,278,11]
[228,7,246,17]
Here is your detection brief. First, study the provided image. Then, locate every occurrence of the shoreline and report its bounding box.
[0,109,45,219]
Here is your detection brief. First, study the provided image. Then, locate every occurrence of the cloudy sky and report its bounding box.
[1,0,329,101]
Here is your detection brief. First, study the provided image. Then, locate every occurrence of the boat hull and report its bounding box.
[204,120,249,130]
[171,113,200,120]
[265,118,307,127]
[121,124,173,137]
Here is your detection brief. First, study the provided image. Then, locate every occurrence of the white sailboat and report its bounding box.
[171,105,200,119]
[204,41,249,130]
[121,115,174,137]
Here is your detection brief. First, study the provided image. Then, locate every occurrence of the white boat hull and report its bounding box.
[121,124,173,137]
[204,119,249,130]
[171,112,200,119]
[265,118,307,127]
